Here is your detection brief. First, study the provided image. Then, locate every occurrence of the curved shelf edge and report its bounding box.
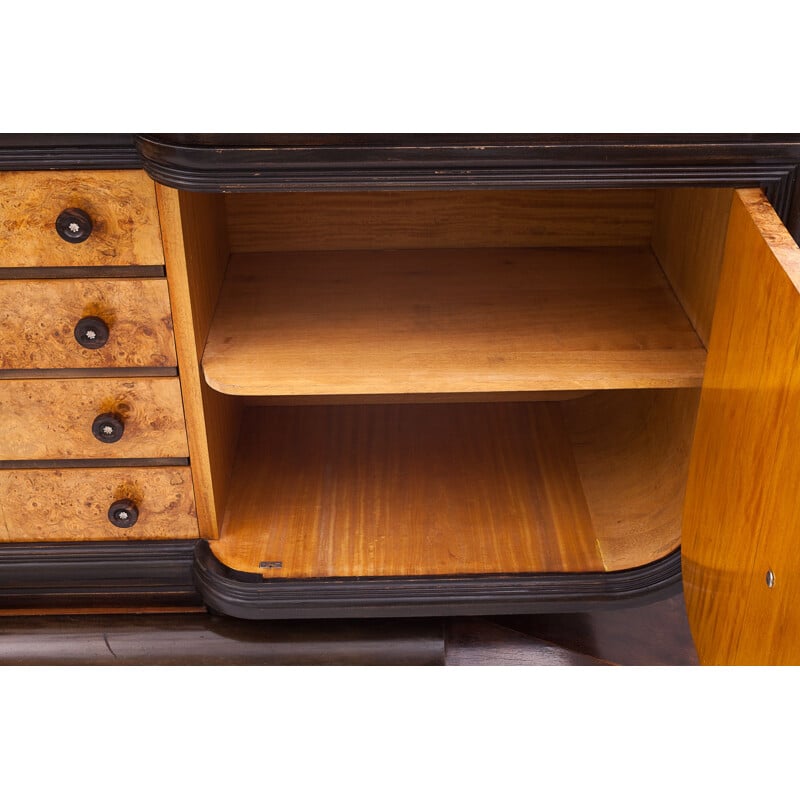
[193,540,683,620]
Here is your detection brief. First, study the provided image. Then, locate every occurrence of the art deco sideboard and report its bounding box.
[2,134,800,664]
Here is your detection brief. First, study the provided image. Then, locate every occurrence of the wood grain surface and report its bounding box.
[212,403,605,578]
[203,247,706,396]
[0,466,198,542]
[211,393,689,578]
[561,388,700,570]
[0,377,188,460]
[224,189,655,252]
[0,170,164,267]
[651,188,734,346]
[156,186,241,539]
[683,189,800,664]
[0,278,177,369]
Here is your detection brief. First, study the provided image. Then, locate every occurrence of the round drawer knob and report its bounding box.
[74,316,109,350]
[92,413,125,444]
[108,499,138,529]
[55,208,93,243]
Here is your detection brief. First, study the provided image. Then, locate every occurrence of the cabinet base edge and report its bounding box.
[0,540,201,610]
[194,541,683,620]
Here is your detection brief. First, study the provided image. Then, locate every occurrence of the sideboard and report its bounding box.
[2,134,800,664]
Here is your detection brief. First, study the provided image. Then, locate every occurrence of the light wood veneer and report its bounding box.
[0,278,177,369]
[210,390,694,578]
[224,189,655,252]
[0,377,188,460]
[683,189,800,664]
[203,247,706,396]
[0,170,164,267]
[0,466,197,541]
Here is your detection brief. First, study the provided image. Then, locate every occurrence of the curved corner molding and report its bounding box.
[192,540,683,620]
[136,134,800,221]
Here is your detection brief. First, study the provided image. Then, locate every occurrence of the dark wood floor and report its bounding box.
[0,592,698,665]
[453,593,699,665]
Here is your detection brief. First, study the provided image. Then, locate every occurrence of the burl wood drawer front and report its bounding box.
[0,278,177,369]
[0,378,188,460]
[0,467,198,541]
[0,170,164,267]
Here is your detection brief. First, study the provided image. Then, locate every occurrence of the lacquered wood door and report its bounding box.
[682,189,800,665]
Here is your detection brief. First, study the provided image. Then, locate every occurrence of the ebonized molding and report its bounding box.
[136,134,800,240]
[193,541,682,620]
[0,266,166,280]
[0,540,199,609]
[0,134,139,170]
[0,458,189,470]
[0,367,178,380]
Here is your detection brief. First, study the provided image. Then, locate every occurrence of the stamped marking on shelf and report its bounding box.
[259,561,283,569]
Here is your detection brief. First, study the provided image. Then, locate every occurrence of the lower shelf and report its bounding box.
[210,389,700,580]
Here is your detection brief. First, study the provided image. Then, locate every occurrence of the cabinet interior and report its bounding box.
[165,186,735,578]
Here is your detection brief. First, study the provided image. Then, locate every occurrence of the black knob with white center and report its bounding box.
[74,316,109,350]
[92,412,125,444]
[55,208,93,243]
[108,499,138,529]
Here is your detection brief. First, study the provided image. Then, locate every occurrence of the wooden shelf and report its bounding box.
[202,247,706,396]
[210,390,697,579]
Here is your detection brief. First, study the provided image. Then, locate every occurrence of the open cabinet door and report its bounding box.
[683,189,800,665]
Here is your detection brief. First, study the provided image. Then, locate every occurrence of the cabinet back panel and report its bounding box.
[224,189,655,252]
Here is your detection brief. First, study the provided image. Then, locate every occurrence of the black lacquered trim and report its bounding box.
[193,540,682,620]
[0,266,166,280]
[0,134,140,171]
[136,133,795,193]
[0,458,189,469]
[136,134,800,237]
[0,540,200,609]
[0,368,178,380]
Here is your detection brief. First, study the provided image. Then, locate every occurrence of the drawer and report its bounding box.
[0,278,177,369]
[0,170,164,267]
[0,466,198,541]
[0,377,188,460]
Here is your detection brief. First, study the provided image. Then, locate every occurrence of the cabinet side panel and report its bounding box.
[156,186,241,539]
[561,388,700,571]
[683,189,800,664]
[651,188,735,347]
